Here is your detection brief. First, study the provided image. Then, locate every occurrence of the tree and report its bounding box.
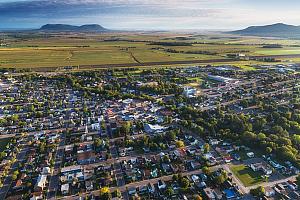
[172,174,179,182]
[165,187,174,196]
[12,174,18,181]
[214,170,228,185]
[94,138,103,148]
[166,131,176,141]
[121,121,131,135]
[203,143,210,153]
[114,189,122,198]
[194,195,203,200]
[99,187,111,200]
[176,140,185,148]
[257,133,267,141]
[179,177,190,189]
[202,166,211,175]
[296,175,300,188]
[266,147,272,154]
[250,186,265,198]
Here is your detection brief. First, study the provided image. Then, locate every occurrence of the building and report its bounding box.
[203,187,216,200]
[208,75,236,84]
[144,123,167,134]
[264,186,275,197]
[250,162,272,175]
[61,184,70,195]
[35,174,47,192]
[183,87,197,98]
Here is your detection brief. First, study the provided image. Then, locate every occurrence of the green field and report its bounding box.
[231,164,264,187]
[255,48,300,55]
[0,32,300,70]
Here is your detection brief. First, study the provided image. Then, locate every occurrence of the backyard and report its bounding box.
[230,164,264,187]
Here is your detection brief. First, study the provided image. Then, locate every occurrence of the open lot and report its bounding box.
[230,164,264,187]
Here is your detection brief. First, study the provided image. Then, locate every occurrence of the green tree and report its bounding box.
[203,143,210,153]
[194,195,203,200]
[176,140,185,148]
[202,166,211,175]
[179,177,190,189]
[250,186,265,198]
[165,187,174,196]
[296,175,300,187]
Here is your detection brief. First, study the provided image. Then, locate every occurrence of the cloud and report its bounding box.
[0,0,300,30]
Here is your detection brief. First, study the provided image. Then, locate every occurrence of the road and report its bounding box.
[46,132,66,200]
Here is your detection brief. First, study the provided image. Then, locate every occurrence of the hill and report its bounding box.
[229,23,300,38]
[39,24,108,32]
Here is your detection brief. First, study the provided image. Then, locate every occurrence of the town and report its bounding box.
[0,64,300,200]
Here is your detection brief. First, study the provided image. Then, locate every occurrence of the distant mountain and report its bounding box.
[39,24,108,32]
[229,23,300,38]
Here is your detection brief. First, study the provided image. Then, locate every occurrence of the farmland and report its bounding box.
[0,32,300,70]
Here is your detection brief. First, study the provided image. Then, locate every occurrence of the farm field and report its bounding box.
[0,32,300,70]
[255,48,300,55]
[230,164,264,187]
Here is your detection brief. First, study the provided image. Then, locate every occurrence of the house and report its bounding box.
[85,180,93,191]
[208,75,236,84]
[232,153,241,161]
[203,187,216,200]
[189,161,201,170]
[224,156,233,163]
[158,180,166,190]
[264,186,275,197]
[35,174,47,192]
[61,183,70,195]
[246,152,254,158]
[42,167,52,175]
[60,165,84,183]
[183,87,197,98]
[250,162,272,175]
[128,187,137,196]
[144,123,167,134]
[209,139,220,146]
[77,151,96,165]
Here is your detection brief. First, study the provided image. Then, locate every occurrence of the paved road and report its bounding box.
[46,132,66,200]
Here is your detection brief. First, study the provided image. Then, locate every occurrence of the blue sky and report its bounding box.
[0,0,300,30]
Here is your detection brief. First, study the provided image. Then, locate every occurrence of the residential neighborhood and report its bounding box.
[0,64,300,200]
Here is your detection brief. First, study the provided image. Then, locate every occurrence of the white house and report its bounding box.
[250,162,272,175]
[35,174,47,191]
[61,183,70,195]
[144,123,167,134]
[183,87,197,98]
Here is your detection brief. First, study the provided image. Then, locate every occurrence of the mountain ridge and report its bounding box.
[229,23,300,38]
[39,24,108,32]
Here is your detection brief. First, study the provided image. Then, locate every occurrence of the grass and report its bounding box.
[0,137,11,151]
[231,164,264,187]
[255,48,300,55]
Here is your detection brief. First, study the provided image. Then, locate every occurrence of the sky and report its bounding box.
[0,0,300,30]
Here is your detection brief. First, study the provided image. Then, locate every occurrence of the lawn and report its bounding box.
[230,164,264,187]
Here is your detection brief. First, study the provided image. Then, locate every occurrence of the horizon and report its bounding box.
[0,22,298,32]
[1,0,300,30]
